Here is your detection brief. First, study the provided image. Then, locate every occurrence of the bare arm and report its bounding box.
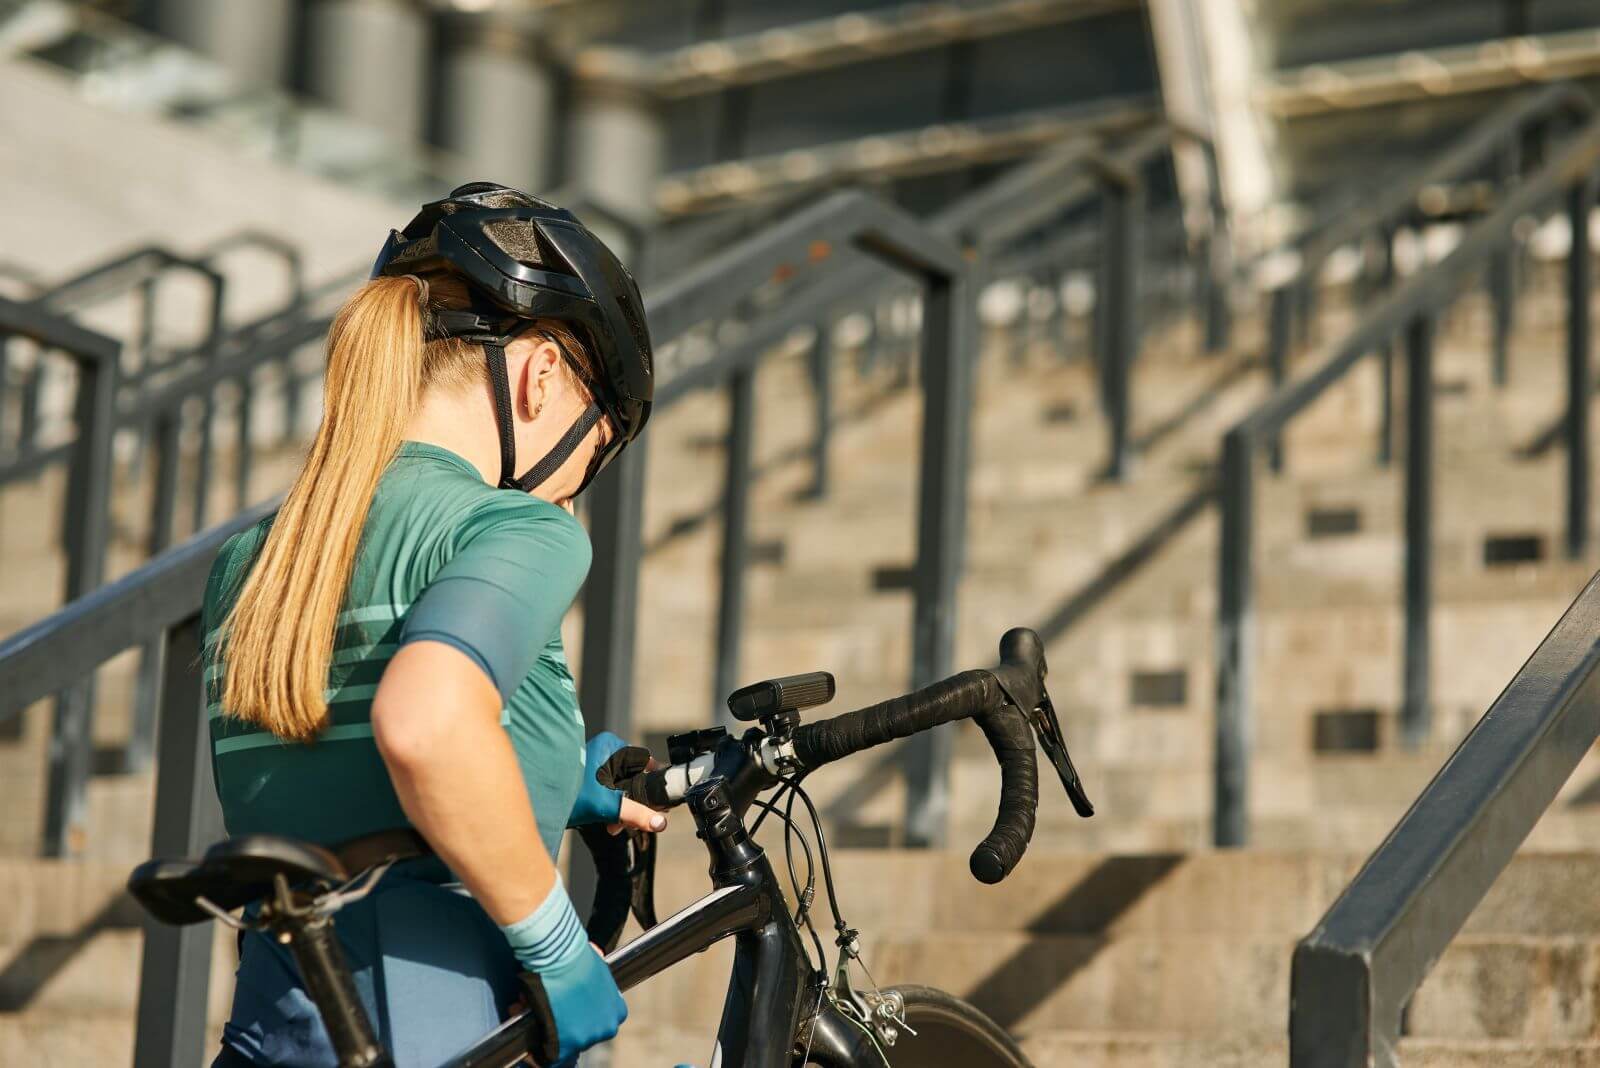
[371,640,553,925]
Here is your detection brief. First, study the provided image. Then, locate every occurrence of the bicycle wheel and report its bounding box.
[818,984,1032,1067]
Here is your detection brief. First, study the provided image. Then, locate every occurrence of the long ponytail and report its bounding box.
[221,276,428,741]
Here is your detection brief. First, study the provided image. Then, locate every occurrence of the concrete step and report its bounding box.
[607,1027,1600,1068]
[638,849,1600,942]
[614,930,1600,1041]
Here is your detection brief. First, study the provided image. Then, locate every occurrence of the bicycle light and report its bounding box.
[726,671,836,723]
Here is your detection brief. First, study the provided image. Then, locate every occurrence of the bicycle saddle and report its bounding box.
[129,834,348,927]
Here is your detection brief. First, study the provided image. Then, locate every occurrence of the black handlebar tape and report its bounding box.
[967,704,1038,884]
[790,668,1039,883]
[790,670,996,766]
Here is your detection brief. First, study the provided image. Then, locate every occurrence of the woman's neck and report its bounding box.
[403,387,500,486]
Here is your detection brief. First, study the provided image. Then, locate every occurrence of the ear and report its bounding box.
[514,334,563,419]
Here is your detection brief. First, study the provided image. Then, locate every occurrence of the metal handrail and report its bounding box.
[1214,108,1600,847]
[1290,565,1600,1068]
[0,295,119,857]
[1263,83,1595,450]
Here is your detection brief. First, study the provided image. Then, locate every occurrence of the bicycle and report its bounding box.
[129,627,1094,1067]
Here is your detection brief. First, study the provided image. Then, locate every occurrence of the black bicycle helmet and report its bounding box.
[370,181,653,494]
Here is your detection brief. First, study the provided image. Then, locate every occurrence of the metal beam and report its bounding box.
[1401,314,1435,747]
[131,615,224,1068]
[712,368,755,727]
[0,504,273,723]
[1567,170,1596,560]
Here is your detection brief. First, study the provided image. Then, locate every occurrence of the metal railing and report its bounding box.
[0,505,267,1066]
[584,122,1229,846]
[0,296,118,856]
[1289,567,1600,1068]
[1,262,350,850]
[0,127,1228,1055]
[1262,83,1594,468]
[1213,105,1600,846]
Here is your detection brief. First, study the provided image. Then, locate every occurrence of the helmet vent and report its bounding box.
[481,219,548,266]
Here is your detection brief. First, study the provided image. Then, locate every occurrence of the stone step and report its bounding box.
[614,931,1600,1040]
[639,849,1600,942]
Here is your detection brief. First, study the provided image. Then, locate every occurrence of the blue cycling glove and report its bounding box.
[502,880,628,1067]
[566,731,640,828]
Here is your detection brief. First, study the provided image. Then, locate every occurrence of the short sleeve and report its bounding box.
[398,499,592,702]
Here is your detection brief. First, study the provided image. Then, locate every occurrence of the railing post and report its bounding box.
[192,389,214,530]
[1377,227,1398,467]
[572,440,649,912]
[127,410,183,773]
[190,275,228,530]
[712,369,755,727]
[805,323,833,500]
[236,373,255,510]
[1099,176,1141,481]
[903,267,975,849]
[1567,170,1596,560]
[1215,430,1254,847]
[42,335,117,856]
[1489,142,1521,387]
[20,350,44,456]
[1401,313,1436,747]
[132,614,224,1068]
[1200,231,1231,354]
[1267,287,1292,472]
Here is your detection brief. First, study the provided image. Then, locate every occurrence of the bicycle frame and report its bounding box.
[442,771,879,1068]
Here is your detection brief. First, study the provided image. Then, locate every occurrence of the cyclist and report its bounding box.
[201,184,659,1068]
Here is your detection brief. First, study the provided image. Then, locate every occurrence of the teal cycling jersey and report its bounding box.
[202,441,592,859]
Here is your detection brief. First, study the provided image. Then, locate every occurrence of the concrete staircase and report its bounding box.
[4,108,1600,1062]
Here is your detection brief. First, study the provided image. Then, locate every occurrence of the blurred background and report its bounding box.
[3,0,1600,1065]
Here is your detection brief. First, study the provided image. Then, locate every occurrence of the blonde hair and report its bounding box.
[219,273,595,742]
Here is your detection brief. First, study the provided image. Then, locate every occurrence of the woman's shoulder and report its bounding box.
[457,493,591,563]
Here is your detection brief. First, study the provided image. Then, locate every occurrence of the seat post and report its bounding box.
[261,880,391,1068]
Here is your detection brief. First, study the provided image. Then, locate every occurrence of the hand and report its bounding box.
[567,732,669,834]
[528,943,627,1067]
[503,883,628,1067]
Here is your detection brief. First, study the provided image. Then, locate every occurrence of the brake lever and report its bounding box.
[1029,692,1094,818]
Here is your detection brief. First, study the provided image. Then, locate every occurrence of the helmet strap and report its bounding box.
[511,403,603,494]
[484,340,605,493]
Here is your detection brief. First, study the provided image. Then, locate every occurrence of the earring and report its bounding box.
[533,402,544,418]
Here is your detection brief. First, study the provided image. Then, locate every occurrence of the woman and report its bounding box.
[202,183,661,1067]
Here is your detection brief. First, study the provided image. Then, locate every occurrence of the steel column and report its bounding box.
[235,375,254,509]
[578,439,650,741]
[1099,180,1141,481]
[571,441,649,921]
[42,336,116,856]
[1214,431,1253,847]
[712,369,755,727]
[437,12,556,191]
[1490,143,1521,386]
[1377,228,1398,466]
[1402,314,1436,746]
[1567,172,1596,560]
[1267,286,1292,472]
[903,269,975,848]
[303,0,429,145]
[128,412,183,773]
[132,615,225,1068]
[805,325,833,500]
[0,338,10,449]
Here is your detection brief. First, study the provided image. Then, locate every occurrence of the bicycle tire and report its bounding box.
[809,984,1033,1067]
